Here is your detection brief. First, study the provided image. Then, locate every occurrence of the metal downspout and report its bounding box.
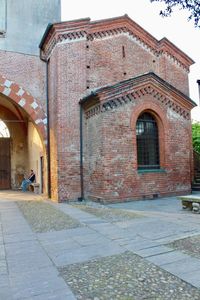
[46,59,51,198]
[40,56,51,199]
[79,103,84,201]
[197,80,200,105]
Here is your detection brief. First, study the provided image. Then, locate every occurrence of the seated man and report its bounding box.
[21,169,36,192]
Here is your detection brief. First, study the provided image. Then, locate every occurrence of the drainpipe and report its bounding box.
[40,56,51,199]
[46,59,51,199]
[197,80,200,105]
[78,103,84,201]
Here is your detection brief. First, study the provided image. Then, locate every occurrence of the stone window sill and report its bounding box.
[138,168,166,174]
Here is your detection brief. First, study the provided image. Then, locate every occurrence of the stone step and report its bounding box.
[192,183,200,187]
[192,186,200,191]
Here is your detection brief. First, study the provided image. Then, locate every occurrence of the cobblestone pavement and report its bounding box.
[168,235,200,259]
[59,251,200,300]
[1,191,200,299]
[16,201,82,233]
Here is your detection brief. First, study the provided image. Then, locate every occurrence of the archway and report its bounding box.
[0,74,47,142]
[0,74,48,193]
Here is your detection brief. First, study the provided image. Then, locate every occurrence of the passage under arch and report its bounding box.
[0,120,10,138]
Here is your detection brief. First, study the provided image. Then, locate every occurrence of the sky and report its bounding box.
[61,0,200,121]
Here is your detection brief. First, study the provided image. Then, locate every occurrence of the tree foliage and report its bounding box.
[192,122,200,153]
[150,0,200,27]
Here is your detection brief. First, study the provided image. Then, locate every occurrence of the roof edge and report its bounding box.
[39,15,195,68]
[80,72,197,109]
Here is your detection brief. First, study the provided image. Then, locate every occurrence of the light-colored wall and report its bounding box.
[27,122,47,194]
[0,0,61,55]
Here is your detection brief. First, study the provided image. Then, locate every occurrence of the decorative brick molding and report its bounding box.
[40,15,194,71]
[0,74,47,143]
[84,84,191,121]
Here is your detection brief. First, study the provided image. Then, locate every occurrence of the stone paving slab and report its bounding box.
[161,256,200,276]
[147,250,190,265]
[7,252,53,274]
[87,222,128,239]
[41,239,80,255]
[0,199,76,300]
[0,274,10,288]
[0,259,8,275]
[133,245,174,258]
[179,269,200,288]
[1,193,200,298]
[0,236,4,245]
[72,232,111,246]
[5,240,44,256]
[0,288,13,300]
[52,203,102,222]
[3,232,37,244]
[49,240,125,267]
[28,290,76,300]
[124,239,161,251]
[37,226,94,242]
[0,244,6,259]
[10,275,72,300]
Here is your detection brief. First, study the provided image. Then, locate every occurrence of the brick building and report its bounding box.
[0,2,196,202]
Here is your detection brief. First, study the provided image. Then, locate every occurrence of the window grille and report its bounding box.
[136,112,160,170]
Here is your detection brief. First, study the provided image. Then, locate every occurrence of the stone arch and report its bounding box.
[0,74,47,143]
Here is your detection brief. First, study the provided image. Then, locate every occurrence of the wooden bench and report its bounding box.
[28,183,40,194]
[178,196,200,213]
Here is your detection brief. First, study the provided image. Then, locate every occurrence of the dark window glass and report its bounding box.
[136,112,160,170]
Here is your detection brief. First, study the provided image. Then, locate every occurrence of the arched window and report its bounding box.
[136,112,160,170]
[0,120,10,138]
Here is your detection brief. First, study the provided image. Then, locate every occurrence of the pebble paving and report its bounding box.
[16,200,82,233]
[72,202,142,222]
[3,197,200,299]
[168,234,200,259]
[59,251,200,300]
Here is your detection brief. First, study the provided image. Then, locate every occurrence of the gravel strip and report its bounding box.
[71,203,142,222]
[168,235,200,259]
[16,201,82,233]
[59,251,200,300]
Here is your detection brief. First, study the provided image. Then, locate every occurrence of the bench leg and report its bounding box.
[192,202,200,213]
[182,200,192,210]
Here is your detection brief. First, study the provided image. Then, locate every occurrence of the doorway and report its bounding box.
[0,138,11,189]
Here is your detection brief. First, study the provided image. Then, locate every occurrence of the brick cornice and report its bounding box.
[40,15,194,70]
[81,72,196,121]
[40,18,90,60]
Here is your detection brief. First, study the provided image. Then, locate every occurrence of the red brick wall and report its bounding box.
[48,48,59,200]
[0,50,46,109]
[48,41,87,201]
[48,29,192,202]
[158,55,189,96]
[87,35,189,96]
[83,94,192,202]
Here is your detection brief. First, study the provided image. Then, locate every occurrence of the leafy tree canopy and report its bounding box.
[150,0,200,27]
[192,122,200,153]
